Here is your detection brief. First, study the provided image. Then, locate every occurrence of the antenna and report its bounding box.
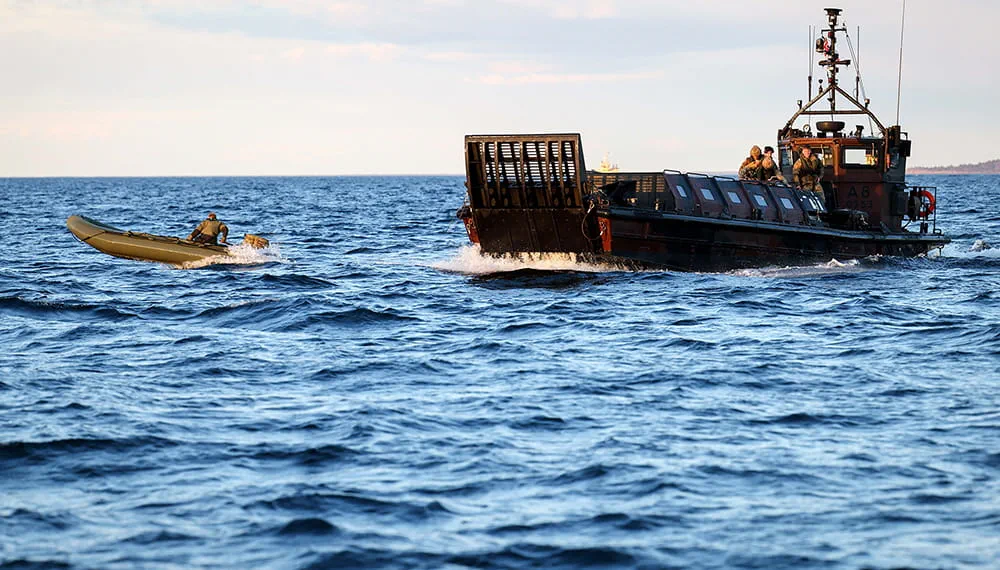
[855,25,860,100]
[896,0,906,125]
[808,25,813,100]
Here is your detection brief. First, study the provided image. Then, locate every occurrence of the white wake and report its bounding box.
[178,243,288,269]
[726,258,868,278]
[431,245,638,275]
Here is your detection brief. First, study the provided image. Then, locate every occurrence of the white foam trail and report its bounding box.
[727,258,866,278]
[970,239,992,252]
[178,243,288,269]
[432,245,637,275]
[931,240,1000,260]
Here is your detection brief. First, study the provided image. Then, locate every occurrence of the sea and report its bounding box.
[1,174,998,570]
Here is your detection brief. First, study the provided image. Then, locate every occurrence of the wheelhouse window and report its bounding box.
[790,146,833,168]
[752,194,768,208]
[779,197,796,210]
[726,191,742,204]
[842,145,879,168]
[811,147,833,167]
[676,185,688,198]
[699,188,715,201]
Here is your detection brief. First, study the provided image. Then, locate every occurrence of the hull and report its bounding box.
[596,208,948,271]
[67,215,230,265]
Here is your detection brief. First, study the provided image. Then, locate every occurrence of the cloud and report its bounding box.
[487,61,551,75]
[497,0,619,20]
[325,42,402,62]
[421,51,481,63]
[476,70,662,85]
[281,46,307,61]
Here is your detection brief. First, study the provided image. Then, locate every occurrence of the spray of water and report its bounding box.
[433,245,887,277]
[432,245,639,275]
[726,258,867,278]
[178,243,288,269]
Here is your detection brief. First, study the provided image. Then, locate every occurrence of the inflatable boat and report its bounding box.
[66,215,269,265]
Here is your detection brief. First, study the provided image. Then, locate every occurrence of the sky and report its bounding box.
[2,0,998,176]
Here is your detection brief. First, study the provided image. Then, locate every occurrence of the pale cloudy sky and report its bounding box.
[2,0,997,176]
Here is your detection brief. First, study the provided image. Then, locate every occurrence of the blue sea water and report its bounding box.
[0,174,998,570]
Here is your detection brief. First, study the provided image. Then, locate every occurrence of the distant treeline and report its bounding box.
[909,159,1000,174]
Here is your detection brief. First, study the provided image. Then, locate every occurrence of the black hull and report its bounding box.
[599,208,948,272]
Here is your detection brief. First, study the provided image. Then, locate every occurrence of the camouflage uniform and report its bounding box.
[738,146,763,180]
[793,153,823,192]
[188,215,228,245]
[760,157,785,182]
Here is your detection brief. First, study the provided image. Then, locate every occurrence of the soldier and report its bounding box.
[738,145,764,180]
[793,147,824,203]
[760,156,785,183]
[187,212,229,245]
[762,146,778,172]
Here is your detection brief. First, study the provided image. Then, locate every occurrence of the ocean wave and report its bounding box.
[0,436,178,462]
[121,530,199,545]
[0,296,136,322]
[251,492,453,522]
[288,307,420,331]
[236,443,360,466]
[257,273,335,288]
[448,544,640,570]
[276,517,340,536]
[0,558,73,569]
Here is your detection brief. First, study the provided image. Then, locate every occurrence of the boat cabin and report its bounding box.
[776,122,912,231]
[772,7,933,234]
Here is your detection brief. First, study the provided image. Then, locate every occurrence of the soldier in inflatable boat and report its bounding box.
[188,212,229,245]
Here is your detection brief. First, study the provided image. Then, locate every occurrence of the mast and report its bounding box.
[782,7,884,136]
[818,8,851,114]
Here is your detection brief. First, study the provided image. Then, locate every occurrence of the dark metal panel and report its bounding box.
[662,171,696,214]
[685,174,728,218]
[716,178,754,220]
[769,186,807,224]
[740,180,782,222]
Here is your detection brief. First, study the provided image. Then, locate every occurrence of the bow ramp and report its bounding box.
[462,134,598,254]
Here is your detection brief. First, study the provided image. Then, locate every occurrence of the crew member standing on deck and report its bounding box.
[760,156,785,183]
[793,147,824,205]
[760,146,785,182]
[738,145,764,180]
[187,212,229,245]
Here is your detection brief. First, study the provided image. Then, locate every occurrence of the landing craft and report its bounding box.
[456,8,949,271]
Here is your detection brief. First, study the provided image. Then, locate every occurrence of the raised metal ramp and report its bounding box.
[464,134,597,254]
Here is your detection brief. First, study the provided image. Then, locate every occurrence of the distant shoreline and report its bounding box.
[908,159,1000,175]
[908,170,1000,175]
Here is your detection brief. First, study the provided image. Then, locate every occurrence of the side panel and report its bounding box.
[663,172,697,215]
[741,181,782,222]
[769,186,807,225]
[685,175,728,218]
[716,179,754,220]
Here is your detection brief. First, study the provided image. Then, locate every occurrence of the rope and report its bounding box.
[843,28,874,135]
[580,202,602,242]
